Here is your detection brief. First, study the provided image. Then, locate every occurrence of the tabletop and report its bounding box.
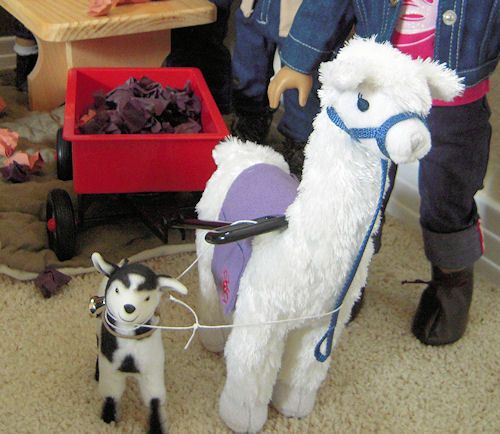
[0,0,216,42]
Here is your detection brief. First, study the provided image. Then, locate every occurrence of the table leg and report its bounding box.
[28,38,67,111]
[28,30,171,112]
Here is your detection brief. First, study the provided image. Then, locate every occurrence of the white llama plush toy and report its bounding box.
[90,252,188,434]
[195,36,463,433]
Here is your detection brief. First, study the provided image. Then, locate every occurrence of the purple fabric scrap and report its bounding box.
[0,161,30,183]
[79,77,202,135]
[35,268,72,298]
[212,163,299,315]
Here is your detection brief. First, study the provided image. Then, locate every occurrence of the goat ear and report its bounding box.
[157,275,188,295]
[419,59,464,102]
[91,252,116,277]
[117,258,128,267]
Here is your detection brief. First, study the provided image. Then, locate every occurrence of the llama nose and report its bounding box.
[124,304,136,314]
[410,132,425,153]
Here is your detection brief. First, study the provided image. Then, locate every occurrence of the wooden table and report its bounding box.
[0,0,216,111]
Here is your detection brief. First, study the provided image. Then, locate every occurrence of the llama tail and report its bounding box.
[196,136,288,219]
[212,136,288,171]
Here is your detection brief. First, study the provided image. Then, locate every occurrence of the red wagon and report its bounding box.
[46,67,229,260]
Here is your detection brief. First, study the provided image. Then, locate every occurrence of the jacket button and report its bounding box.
[442,9,457,25]
[389,0,399,6]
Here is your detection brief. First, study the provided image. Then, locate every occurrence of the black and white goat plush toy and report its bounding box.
[90,252,188,434]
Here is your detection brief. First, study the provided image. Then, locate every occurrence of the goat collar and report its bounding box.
[326,105,425,160]
[103,309,159,340]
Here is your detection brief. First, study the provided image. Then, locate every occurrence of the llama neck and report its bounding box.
[286,125,386,251]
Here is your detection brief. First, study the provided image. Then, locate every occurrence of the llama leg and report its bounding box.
[98,357,126,423]
[270,263,368,419]
[271,325,332,418]
[137,371,168,434]
[196,242,229,352]
[219,322,287,433]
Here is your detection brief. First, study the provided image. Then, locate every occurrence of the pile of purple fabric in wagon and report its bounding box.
[78,76,202,135]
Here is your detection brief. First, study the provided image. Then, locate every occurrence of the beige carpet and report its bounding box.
[0,66,498,433]
[0,216,498,433]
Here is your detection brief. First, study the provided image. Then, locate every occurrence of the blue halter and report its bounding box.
[326,106,426,159]
[314,106,426,362]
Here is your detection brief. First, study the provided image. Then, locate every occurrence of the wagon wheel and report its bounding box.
[46,189,77,261]
[56,127,73,181]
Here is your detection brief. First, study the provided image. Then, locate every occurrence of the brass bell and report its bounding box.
[89,295,106,316]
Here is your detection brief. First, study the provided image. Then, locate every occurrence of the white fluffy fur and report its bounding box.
[320,37,464,113]
[195,36,463,433]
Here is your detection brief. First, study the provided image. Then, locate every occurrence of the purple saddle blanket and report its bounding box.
[212,163,299,315]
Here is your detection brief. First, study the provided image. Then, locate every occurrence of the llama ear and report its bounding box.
[419,59,464,102]
[157,275,188,295]
[319,58,367,91]
[91,252,117,276]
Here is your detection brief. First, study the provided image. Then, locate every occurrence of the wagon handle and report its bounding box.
[164,207,231,231]
[166,211,288,244]
[204,215,288,244]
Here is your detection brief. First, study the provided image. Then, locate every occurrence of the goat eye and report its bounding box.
[145,296,150,302]
[357,93,369,112]
[115,288,119,294]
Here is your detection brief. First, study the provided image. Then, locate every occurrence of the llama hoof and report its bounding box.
[219,387,268,433]
[271,381,317,418]
[199,328,227,353]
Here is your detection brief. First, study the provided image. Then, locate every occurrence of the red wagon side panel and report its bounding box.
[63,68,229,194]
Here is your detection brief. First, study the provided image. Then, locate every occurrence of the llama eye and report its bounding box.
[145,296,150,302]
[115,288,119,294]
[357,93,369,112]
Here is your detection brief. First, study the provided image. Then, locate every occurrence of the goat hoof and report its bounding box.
[148,398,167,434]
[101,397,117,423]
[271,381,317,418]
[94,358,99,382]
[219,386,268,433]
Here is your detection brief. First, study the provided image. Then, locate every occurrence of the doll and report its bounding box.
[230,0,353,175]
[268,0,499,346]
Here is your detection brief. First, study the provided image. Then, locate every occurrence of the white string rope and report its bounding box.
[175,219,257,281]
[176,254,200,281]
[145,295,342,350]
[125,250,344,350]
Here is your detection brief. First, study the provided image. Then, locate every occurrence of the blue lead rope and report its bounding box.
[314,106,425,362]
[314,158,388,362]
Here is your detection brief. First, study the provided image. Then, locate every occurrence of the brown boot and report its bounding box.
[230,109,274,144]
[411,266,473,345]
[277,137,306,179]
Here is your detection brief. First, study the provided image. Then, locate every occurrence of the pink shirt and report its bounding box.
[391,0,489,106]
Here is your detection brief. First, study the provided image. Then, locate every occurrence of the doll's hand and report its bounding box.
[268,66,313,109]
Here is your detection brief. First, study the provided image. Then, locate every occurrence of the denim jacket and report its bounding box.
[244,0,354,73]
[281,0,499,87]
